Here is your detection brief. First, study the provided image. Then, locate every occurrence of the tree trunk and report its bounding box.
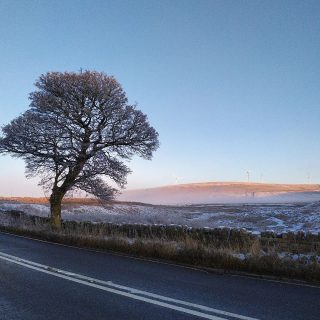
[50,189,64,231]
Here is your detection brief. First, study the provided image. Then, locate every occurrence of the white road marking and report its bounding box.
[0,251,259,320]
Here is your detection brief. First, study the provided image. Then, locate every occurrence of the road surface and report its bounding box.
[0,231,319,320]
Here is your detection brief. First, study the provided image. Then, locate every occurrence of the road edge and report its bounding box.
[1,226,319,288]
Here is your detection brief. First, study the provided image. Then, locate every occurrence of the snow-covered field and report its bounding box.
[1,201,320,234]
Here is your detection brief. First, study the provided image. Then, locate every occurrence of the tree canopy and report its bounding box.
[0,71,159,228]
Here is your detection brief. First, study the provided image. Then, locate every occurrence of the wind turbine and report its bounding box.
[172,174,184,184]
[307,172,311,184]
[245,170,251,183]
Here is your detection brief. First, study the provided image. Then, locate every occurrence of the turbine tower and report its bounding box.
[260,174,263,183]
[307,172,311,184]
[246,170,250,183]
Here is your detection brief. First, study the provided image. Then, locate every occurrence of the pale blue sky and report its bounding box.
[0,0,319,196]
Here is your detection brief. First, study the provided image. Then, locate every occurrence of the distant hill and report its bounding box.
[0,196,148,206]
[118,182,320,205]
[2,182,320,206]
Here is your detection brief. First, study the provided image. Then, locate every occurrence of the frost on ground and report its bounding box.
[0,200,320,234]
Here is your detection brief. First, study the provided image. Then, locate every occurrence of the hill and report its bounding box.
[118,182,320,204]
[1,182,320,205]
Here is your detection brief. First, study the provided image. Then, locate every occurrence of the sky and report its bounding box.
[0,0,319,196]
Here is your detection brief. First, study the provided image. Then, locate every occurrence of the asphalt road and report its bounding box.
[0,231,319,320]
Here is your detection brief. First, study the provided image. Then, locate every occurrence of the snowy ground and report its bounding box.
[1,201,320,234]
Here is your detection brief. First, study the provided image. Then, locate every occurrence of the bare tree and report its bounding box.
[0,71,159,229]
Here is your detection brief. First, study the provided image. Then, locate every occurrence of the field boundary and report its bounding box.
[0,210,319,282]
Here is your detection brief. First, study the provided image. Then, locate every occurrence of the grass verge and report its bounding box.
[0,210,320,283]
